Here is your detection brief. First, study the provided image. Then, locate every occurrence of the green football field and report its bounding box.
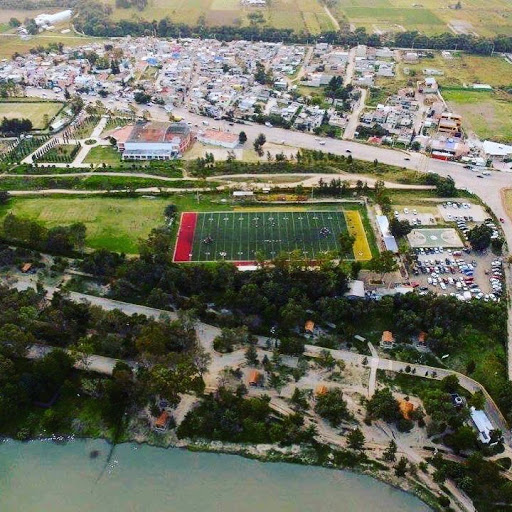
[177,210,353,262]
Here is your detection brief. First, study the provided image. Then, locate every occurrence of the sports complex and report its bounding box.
[173,209,372,263]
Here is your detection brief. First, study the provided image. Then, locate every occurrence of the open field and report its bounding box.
[336,0,512,36]
[0,101,63,130]
[442,89,512,142]
[0,34,101,59]
[174,209,372,262]
[401,54,512,88]
[0,197,174,254]
[100,0,335,34]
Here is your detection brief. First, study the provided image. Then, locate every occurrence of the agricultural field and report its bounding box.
[336,0,512,36]
[173,209,372,262]
[101,0,336,34]
[442,89,512,142]
[0,101,63,130]
[0,196,175,254]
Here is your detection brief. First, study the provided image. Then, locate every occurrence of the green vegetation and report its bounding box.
[177,387,315,444]
[36,144,81,164]
[0,175,210,192]
[0,196,187,254]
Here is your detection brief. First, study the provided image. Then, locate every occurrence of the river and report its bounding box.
[0,439,431,511]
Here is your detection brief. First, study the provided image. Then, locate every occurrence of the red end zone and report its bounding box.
[173,212,198,262]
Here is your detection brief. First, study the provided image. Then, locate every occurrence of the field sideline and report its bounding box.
[173,209,372,263]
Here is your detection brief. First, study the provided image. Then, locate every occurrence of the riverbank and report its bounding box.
[0,436,434,512]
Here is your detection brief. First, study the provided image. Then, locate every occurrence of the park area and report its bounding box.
[173,209,371,263]
[0,101,63,130]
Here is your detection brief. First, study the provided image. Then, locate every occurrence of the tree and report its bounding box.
[448,425,476,453]
[239,131,247,144]
[253,133,266,155]
[0,191,10,206]
[314,388,350,426]
[245,344,258,366]
[291,388,309,410]
[317,349,336,370]
[338,232,355,258]
[389,217,412,238]
[134,91,152,104]
[347,427,365,450]
[9,18,21,28]
[468,224,492,251]
[394,456,408,477]
[164,204,178,219]
[441,374,459,393]
[368,251,398,279]
[366,387,400,423]
[383,439,397,462]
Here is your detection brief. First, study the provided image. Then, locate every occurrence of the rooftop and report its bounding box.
[127,121,190,143]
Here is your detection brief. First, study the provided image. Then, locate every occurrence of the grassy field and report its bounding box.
[337,0,512,36]
[0,34,101,59]
[1,196,175,254]
[442,89,512,142]
[84,145,123,165]
[401,54,512,88]
[0,101,63,130]
[174,209,372,262]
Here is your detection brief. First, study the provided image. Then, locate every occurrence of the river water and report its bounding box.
[0,439,431,511]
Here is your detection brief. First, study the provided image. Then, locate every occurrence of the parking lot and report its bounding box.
[409,247,503,302]
[437,201,487,223]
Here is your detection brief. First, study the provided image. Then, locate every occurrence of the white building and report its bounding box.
[35,10,72,27]
[482,140,512,161]
[469,407,495,444]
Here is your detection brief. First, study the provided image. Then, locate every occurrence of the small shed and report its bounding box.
[154,411,171,432]
[304,320,315,334]
[315,385,328,397]
[380,331,395,349]
[21,262,32,273]
[399,400,414,420]
[248,370,262,387]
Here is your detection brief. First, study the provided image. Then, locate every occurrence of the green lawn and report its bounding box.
[84,145,122,165]
[0,101,63,130]
[1,197,176,254]
[177,210,353,262]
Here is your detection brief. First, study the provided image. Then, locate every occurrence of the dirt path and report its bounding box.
[323,4,340,31]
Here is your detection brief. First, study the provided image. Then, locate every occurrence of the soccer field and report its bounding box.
[174,210,371,263]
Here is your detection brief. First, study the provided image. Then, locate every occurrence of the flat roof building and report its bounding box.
[112,121,192,160]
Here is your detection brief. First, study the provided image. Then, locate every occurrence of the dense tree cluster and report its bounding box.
[177,387,316,444]
[0,117,32,136]
[2,214,86,255]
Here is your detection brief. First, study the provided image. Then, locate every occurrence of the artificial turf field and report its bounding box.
[174,210,371,263]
